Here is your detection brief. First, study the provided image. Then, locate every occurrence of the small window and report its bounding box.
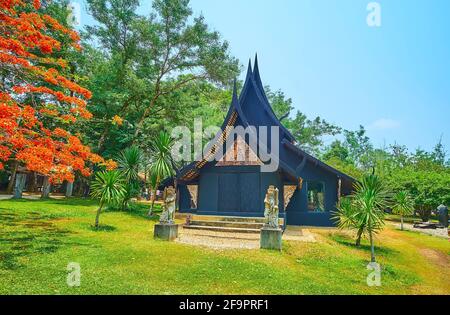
[307,181,325,212]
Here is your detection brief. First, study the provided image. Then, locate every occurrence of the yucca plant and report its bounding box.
[117,146,142,183]
[333,197,365,246]
[117,146,142,210]
[90,170,126,228]
[392,190,415,230]
[333,174,389,262]
[148,131,175,216]
[353,174,389,262]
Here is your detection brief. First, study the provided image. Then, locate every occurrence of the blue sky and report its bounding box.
[76,0,450,152]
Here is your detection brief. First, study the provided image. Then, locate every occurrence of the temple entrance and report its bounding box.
[217,172,260,214]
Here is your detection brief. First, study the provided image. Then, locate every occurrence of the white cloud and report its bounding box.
[368,118,401,130]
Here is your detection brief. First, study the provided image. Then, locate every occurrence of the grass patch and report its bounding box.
[0,198,448,294]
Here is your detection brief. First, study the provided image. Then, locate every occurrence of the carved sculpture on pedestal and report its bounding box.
[264,185,279,228]
[159,186,176,224]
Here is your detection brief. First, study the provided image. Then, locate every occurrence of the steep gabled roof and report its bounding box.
[237,56,296,143]
[176,56,355,183]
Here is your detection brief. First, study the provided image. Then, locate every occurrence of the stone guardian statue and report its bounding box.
[264,185,279,228]
[160,186,176,224]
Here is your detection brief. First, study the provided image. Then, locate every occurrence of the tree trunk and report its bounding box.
[369,230,376,262]
[6,161,18,194]
[355,228,364,246]
[13,173,26,199]
[41,176,51,198]
[29,172,37,193]
[148,177,160,216]
[65,181,73,197]
[94,201,104,228]
[400,216,404,231]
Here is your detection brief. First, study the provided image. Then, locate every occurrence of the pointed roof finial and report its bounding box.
[247,58,253,75]
[252,53,265,98]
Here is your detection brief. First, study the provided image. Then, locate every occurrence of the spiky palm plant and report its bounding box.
[333,197,365,246]
[148,131,175,216]
[392,191,415,230]
[90,170,126,228]
[117,146,142,210]
[117,146,142,183]
[353,174,389,262]
[333,174,389,262]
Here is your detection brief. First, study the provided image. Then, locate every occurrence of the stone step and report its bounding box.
[183,224,261,234]
[176,213,284,225]
[189,220,264,229]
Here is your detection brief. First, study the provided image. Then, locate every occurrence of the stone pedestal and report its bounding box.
[260,227,282,251]
[154,223,179,241]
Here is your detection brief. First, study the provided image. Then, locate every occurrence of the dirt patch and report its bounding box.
[176,227,316,250]
[419,248,449,268]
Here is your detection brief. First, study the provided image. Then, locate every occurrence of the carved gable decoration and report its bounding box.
[187,185,198,209]
[284,185,297,209]
[216,135,262,166]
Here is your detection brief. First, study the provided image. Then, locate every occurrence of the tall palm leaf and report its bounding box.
[91,170,126,228]
[117,146,142,210]
[117,146,142,183]
[148,131,175,215]
[353,174,389,262]
[332,197,357,229]
[392,191,415,230]
[332,196,366,246]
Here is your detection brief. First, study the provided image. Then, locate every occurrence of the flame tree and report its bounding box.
[0,0,114,188]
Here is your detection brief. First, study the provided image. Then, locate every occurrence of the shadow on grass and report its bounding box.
[0,197,97,206]
[89,224,117,232]
[0,211,85,270]
[104,202,161,222]
[329,233,399,256]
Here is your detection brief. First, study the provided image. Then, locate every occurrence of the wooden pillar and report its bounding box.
[65,181,73,197]
[13,173,27,199]
[337,177,342,206]
[41,176,51,198]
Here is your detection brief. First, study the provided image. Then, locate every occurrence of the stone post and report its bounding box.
[437,204,448,228]
[154,223,179,241]
[260,227,282,251]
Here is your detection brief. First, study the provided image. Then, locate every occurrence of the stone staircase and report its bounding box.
[176,214,283,234]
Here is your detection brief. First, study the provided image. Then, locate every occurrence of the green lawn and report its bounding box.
[0,198,448,294]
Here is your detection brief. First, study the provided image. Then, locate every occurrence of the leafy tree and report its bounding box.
[81,0,239,154]
[289,112,342,155]
[392,191,415,230]
[0,0,114,191]
[324,156,363,180]
[323,140,351,163]
[148,131,175,215]
[265,86,294,120]
[431,137,446,166]
[343,126,374,170]
[90,170,126,227]
[265,87,341,155]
